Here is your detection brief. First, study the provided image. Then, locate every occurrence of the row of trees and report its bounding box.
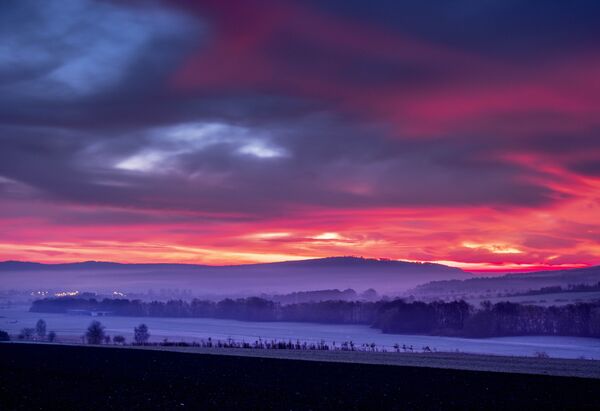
[509,282,600,297]
[461,301,600,338]
[17,319,57,342]
[374,300,471,335]
[9,319,151,345]
[30,297,381,324]
[30,297,600,338]
[2,320,439,354]
[85,321,150,345]
[374,300,600,338]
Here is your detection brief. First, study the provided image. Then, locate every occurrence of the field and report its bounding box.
[3,305,600,359]
[1,343,599,410]
[95,343,600,379]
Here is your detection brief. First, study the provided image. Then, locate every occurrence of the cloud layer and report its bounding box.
[0,0,599,271]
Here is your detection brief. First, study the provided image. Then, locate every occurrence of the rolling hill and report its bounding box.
[412,265,600,296]
[0,256,469,294]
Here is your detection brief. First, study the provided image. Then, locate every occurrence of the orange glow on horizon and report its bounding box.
[1,1,599,274]
[1,186,598,273]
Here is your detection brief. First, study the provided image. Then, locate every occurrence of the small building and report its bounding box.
[91,311,112,317]
[66,309,112,317]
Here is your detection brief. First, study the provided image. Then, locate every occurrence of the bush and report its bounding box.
[19,328,35,341]
[113,335,126,345]
[0,329,10,341]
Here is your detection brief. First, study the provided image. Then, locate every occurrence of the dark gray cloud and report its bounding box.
[310,0,600,61]
[0,0,595,225]
[568,159,600,177]
[0,0,201,124]
[0,117,564,219]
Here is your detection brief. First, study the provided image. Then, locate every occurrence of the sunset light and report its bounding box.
[0,1,598,272]
[2,2,600,408]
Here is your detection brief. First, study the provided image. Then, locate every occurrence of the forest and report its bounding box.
[30,297,600,338]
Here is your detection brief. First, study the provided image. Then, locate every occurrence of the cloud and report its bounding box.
[0,114,568,220]
[0,0,199,101]
[0,0,598,268]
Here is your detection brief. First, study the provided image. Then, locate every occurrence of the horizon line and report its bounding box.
[0,256,592,274]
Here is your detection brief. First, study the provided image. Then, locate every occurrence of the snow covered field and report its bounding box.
[2,305,599,359]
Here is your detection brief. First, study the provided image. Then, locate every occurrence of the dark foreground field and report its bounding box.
[1,343,599,410]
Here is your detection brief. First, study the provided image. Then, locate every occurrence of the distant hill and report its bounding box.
[412,265,600,296]
[0,260,207,271]
[0,257,469,294]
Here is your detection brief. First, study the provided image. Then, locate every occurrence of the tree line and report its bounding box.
[4,319,440,354]
[14,319,57,342]
[515,281,600,296]
[30,297,600,338]
[30,296,380,324]
[83,321,150,345]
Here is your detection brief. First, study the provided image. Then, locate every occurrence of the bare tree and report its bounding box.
[85,321,106,344]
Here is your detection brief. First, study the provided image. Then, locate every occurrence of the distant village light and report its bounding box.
[55,291,79,297]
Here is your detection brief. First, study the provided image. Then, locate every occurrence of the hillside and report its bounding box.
[0,257,469,294]
[412,265,600,296]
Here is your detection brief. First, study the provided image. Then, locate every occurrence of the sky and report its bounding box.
[0,0,599,272]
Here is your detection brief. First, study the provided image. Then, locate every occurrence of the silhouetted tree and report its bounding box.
[29,296,600,338]
[35,319,47,340]
[134,323,150,344]
[0,329,9,341]
[361,288,378,300]
[85,321,105,344]
[47,331,56,342]
[463,309,495,337]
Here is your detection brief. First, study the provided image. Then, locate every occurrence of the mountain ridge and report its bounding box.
[0,256,468,293]
[0,256,460,271]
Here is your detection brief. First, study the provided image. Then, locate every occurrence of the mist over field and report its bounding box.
[2,0,600,408]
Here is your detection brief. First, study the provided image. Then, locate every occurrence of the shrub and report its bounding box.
[113,335,126,345]
[19,328,35,341]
